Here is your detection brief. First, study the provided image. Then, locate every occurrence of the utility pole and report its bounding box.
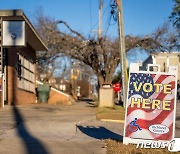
[98,0,103,39]
[92,0,103,39]
[115,0,127,107]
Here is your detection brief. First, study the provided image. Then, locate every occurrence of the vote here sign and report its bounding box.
[123,64,178,144]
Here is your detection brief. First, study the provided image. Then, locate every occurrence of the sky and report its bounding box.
[0,0,175,64]
[0,0,174,36]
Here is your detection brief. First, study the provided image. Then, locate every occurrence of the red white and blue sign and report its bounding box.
[123,63,178,144]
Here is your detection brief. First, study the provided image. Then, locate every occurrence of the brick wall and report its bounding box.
[7,44,36,105]
[16,89,36,105]
[7,48,17,105]
[48,88,70,105]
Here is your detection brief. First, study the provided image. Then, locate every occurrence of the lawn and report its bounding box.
[96,105,179,154]
[96,105,125,121]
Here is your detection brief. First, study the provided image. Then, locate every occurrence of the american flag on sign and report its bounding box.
[125,73,176,140]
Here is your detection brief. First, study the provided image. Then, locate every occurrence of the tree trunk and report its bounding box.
[105,74,113,85]
[98,75,105,88]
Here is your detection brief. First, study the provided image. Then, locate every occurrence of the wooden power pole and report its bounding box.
[115,0,127,107]
[98,0,103,39]
[93,0,103,39]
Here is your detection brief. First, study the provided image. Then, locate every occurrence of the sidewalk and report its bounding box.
[0,102,122,154]
[0,100,179,154]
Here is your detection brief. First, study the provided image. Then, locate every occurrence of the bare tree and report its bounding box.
[170,0,180,29]
[35,12,162,88]
[35,10,71,81]
[150,22,179,52]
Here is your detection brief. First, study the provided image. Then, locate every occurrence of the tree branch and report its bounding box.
[57,20,86,40]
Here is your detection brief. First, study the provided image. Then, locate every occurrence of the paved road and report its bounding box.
[0,101,180,154]
[0,102,123,154]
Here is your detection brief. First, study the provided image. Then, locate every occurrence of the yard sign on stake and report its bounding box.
[123,63,178,145]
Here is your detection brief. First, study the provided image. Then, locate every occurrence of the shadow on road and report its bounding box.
[12,105,49,154]
[77,125,123,141]
[83,100,97,108]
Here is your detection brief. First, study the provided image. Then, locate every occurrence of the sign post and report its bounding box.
[123,63,178,145]
[113,82,121,102]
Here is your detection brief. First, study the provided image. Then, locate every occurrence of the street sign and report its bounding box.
[2,21,25,46]
[113,82,121,92]
[123,63,178,145]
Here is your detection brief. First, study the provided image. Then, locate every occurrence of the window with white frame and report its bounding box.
[17,53,35,92]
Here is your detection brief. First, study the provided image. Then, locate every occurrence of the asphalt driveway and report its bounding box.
[0,101,180,154]
[0,102,123,154]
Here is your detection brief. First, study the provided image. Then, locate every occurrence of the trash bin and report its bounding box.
[37,84,50,103]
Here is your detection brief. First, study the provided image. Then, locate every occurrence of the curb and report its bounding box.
[100,119,125,123]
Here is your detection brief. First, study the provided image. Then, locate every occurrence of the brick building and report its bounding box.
[0,10,48,107]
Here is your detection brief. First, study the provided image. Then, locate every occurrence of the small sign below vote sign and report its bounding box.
[123,63,178,145]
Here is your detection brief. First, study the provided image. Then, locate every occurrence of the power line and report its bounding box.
[89,0,93,30]
[104,0,117,36]
[86,0,112,37]
[104,14,112,36]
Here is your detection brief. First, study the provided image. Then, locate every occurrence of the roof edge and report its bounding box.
[21,11,48,51]
[0,9,48,51]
